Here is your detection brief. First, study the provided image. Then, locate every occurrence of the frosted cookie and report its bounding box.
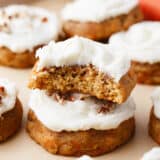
[0,79,22,142]
[141,148,160,160]
[0,5,60,68]
[109,21,160,85]
[149,88,160,144]
[29,37,136,104]
[26,89,135,156]
[61,0,143,41]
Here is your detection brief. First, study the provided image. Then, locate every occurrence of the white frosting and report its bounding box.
[36,36,130,82]
[0,5,60,53]
[77,155,93,160]
[141,148,160,160]
[29,89,135,132]
[62,0,138,22]
[109,21,160,64]
[152,88,160,119]
[0,79,16,116]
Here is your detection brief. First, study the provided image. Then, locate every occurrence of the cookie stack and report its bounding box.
[27,36,136,157]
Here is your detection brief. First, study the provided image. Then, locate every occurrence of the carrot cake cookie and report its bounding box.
[109,21,160,85]
[62,0,143,41]
[0,79,22,142]
[149,88,160,144]
[27,89,135,156]
[0,5,60,68]
[29,36,136,104]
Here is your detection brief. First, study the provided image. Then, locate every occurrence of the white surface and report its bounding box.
[29,89,135,131]
[62,0,138,22]
[77,155,93,160]
[0,1,158,160]
[109,21,160,64]
[141,147,160,160]
[0,79,16,116]
[0,5,60,53]
[36,36,130,82]
[152,88,160,119]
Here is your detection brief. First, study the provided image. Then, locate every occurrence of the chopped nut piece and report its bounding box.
[0,86,5,95]
[8,15,12,20]
[42,17,48,23]
[0,86,6,106]
[97,102,115,114]
[47,91,116,113]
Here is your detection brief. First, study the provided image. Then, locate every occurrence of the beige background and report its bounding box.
[0,0,158,160]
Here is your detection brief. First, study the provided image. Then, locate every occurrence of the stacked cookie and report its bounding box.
[27,36,136,156]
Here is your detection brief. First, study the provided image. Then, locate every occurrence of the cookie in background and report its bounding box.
[149,88,160,144]
[109,21,160,85]
[61,0,143,41]
[0,79,23,142]
[0,5,60,68]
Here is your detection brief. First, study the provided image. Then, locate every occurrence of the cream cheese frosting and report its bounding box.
[0,5,60,53]
[152,88,160,119]
[36,36,130,82]
[0,79,16,116]
[141,148,160,160]
[62,0,138,22]
[109,21,160,64]
[77,155,93,160]
[29,89,135,132]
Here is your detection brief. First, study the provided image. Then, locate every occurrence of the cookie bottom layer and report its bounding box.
[26,109,135,157]
[149,108,160,144]
[0,46,37,68]
[0,98,23,142]
[63,7,143,41]
[132,61,160,85]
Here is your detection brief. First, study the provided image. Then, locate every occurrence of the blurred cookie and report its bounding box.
[0,5,60,68]
[109,21,160,85]
[62,0,143,41]
[149,88,160,144]
[0,79,22,142]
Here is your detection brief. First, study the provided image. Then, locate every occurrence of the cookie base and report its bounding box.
[0,98,23,142]
[131,61,160,85]
[0,46,37,68]
[63,6,143,41]
[149,108,160,144]
[26,110,135,157]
